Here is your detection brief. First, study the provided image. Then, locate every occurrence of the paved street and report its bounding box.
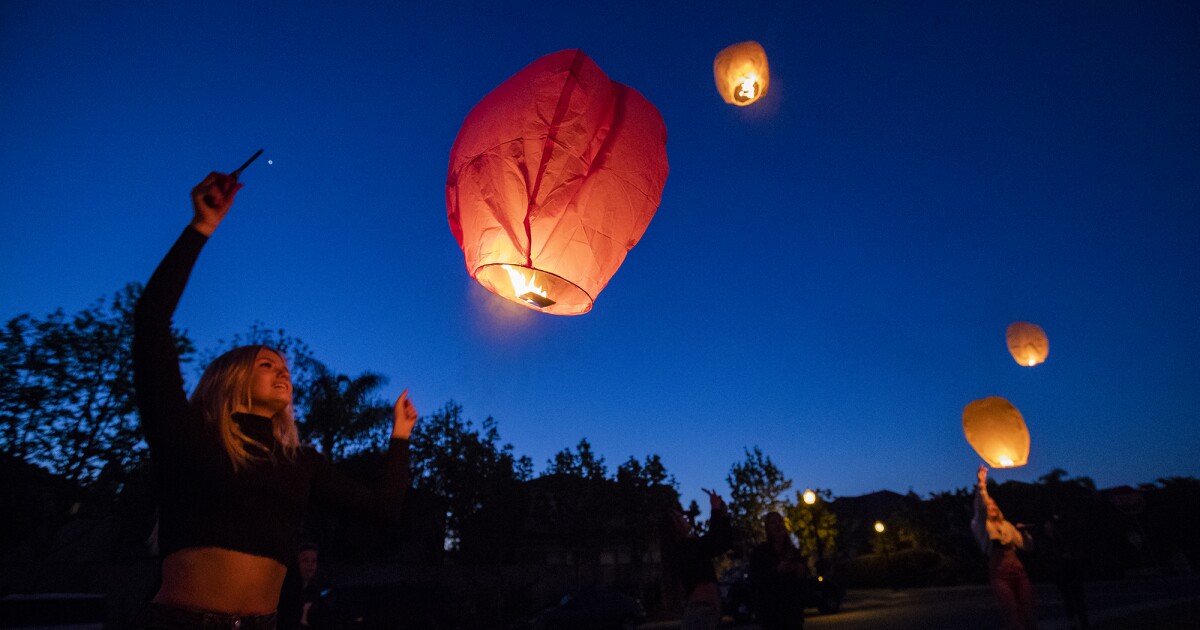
[804,576,1199,630]
[645,576,1199,630]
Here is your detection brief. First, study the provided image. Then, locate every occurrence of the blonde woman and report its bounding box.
[972,465,1038,630]
[132,172,418,629]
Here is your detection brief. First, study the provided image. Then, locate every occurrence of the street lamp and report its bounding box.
[874,520,893,589]
[801,489,823,570]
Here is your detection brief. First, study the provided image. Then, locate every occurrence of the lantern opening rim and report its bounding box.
[474,263,596,316]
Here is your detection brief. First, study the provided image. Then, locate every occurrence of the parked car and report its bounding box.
[805,574,846,614]
[720,564,757,623]
[529,589,646,630]
[719,562,845,623]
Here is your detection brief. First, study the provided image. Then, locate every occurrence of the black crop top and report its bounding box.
[133,226,410,565]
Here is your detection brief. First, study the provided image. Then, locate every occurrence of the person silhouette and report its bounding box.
[279,542,329,629]
[971,465,1038,630]
[660,489,732,630]
[1042,514,1089,630]
[750,512,807,629]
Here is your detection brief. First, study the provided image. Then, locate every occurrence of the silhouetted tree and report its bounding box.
[726,446,792,553]
[535,439,616,566]
[1139,476,1200,571]
[0,284,193,488]
[615,454,662,485]
[546,438,608,480]
[409,401,532,557]
[785,488,838,561]
[302,367,391,461]
[615,454,681,562]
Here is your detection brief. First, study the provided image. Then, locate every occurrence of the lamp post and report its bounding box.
[801,489,825,570]
[874,520,892,589]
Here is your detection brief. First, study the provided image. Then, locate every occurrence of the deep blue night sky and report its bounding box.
[2,1,1198,508]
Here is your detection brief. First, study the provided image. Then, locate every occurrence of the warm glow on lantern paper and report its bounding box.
[713,41,770,106]
[1006,321,1049,367]
[447,49,669,315]
[962,396,1031,468]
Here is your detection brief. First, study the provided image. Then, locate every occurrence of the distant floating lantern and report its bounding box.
[1006,321,1049,367]
[713,41,770,106]
[962,396,1031,468]
[803,489,817,505]
[446,49,669,315]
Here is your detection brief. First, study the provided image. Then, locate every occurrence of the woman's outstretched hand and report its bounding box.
[702,488,726,512]
[190,172,243,236]
[977,464,988,486]
[391,389,419,440]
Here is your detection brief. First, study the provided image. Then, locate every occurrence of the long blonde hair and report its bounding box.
[190,344,300,470]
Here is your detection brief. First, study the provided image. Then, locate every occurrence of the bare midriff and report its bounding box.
[154,547,286,615]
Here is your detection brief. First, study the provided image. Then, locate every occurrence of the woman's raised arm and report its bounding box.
[133,172,240,445]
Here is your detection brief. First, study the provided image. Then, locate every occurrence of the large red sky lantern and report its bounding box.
[447,49,669,315]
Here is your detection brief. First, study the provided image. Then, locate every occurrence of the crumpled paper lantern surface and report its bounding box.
[447,49,669,315]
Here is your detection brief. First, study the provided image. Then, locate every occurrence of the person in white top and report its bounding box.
[971,465,1038,630]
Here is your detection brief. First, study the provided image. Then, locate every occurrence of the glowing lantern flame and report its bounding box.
[962,396,1031,469]
[1006,321,1049,367]
[737,74,759,102]
[502,264,554,309]
[714,41,770,107]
